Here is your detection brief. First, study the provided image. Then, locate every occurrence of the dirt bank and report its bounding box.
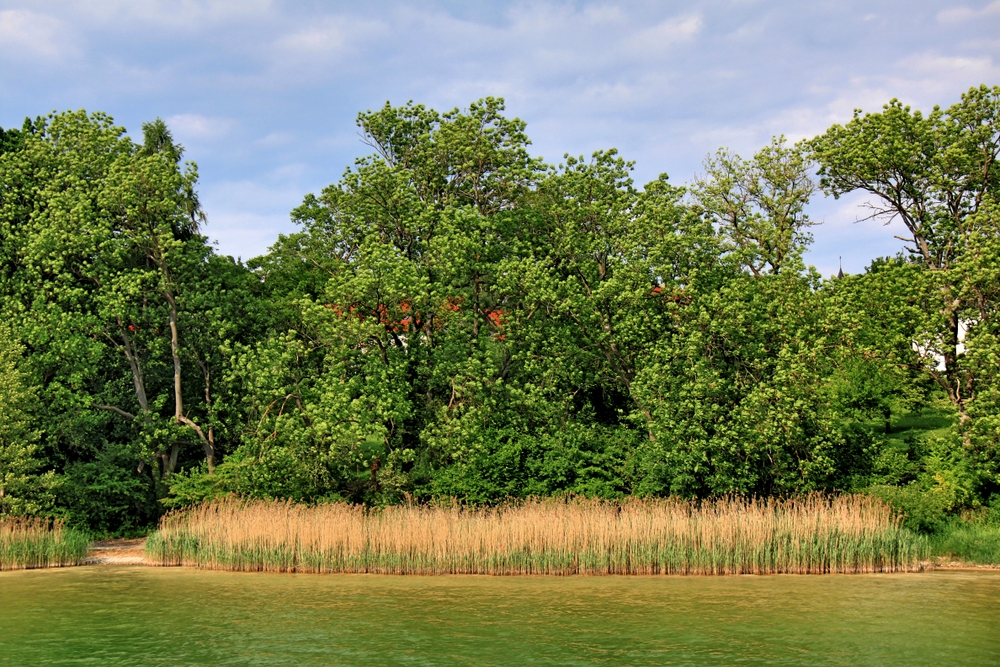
[924,557,1000,571]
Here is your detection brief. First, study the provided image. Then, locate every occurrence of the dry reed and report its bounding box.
[146,495,928,575]
[0,517,89,570]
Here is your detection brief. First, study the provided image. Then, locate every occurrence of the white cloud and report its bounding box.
[685,50,996,159]
[275,20,349,55]
[683,95,857,160]
[204,211,295,261]
[898,53,999,80]
[272,15,386,59]
[268,163,307,179]
[583,5,626,25]
[0,9,74,59]
[257,131,294,147]
[199,179,309,258]
[207,179,305,212]
[937,0,1000,24]
[166,114,236,141]
[504,3,578,37]
[730,19,767,40]
[68,0,272,29]
[1,0,994,264]
[629,13,702,53]
[805,191,913,277]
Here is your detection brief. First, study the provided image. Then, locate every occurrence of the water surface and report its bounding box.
[1,567,998,666]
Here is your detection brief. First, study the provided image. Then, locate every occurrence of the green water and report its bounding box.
[1,567,998,666]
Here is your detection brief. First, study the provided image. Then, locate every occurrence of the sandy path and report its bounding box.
[85,539,149,565]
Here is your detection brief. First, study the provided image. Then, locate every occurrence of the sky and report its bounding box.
[1,0,998,276]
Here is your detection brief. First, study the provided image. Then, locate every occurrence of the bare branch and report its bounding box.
[92,404,136,420]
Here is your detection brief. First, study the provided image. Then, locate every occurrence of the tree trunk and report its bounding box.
[941,287,970,424]
[195,355,216,474]
[161,280,214,473]
[166,290,183,422]
[119,323,149,414]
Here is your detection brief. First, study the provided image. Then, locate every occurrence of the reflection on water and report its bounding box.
[1,567,998,666]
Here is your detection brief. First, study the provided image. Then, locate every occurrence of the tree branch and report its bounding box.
[92,404,136,420]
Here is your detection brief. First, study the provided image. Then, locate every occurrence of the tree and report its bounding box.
[823,258,928,434]
[139,118,205,229]
[811,85,1000,422]
[0,123,23,156]
[692,137,816,276]
[504,151,720,437]
[0,326,57,515]
[954,204,1000,496]
[213,98,544,503]
[221,101,881,503]
[6,92,996,519]
[0,110,250,509]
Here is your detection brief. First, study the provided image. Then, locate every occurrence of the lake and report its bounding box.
[1,567,998,666]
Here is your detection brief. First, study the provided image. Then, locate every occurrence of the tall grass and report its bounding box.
[147,495,928,575]
[0,517,90,570]
[931,522,1000,565]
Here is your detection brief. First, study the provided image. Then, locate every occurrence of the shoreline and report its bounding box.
[83,538,148,566]
[72,539,1000,572]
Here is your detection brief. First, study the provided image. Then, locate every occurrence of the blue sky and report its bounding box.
[1,1,998,276]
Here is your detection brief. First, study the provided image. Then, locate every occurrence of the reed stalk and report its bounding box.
[146,495,929,575]
[0,517,89,570]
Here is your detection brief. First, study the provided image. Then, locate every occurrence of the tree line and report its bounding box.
[1,86,998,534]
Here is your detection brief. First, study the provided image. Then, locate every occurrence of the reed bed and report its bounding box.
[146,495,929,575]
[0,517,90,570]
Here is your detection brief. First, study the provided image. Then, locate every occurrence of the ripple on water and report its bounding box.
[1,567,998,666]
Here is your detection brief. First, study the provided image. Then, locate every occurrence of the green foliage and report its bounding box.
[868,428,983,533]
[929,498,1000,564]
[0,326,57,516]
[0,122,25,156]
[2,87,999,528]
[811,86,1000,424]
[629,271,879,497]
[59,442,159,535]
[427,426,635,503]
[0,110,258,530]
[693,136,815,275]
[931,523,1000,565]
[870,485,952,533]
[810,87,1000,522]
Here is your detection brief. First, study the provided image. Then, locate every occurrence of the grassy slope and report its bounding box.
[930,523,1000,565]
[885,405,954,447]
[876,402,1000,565]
